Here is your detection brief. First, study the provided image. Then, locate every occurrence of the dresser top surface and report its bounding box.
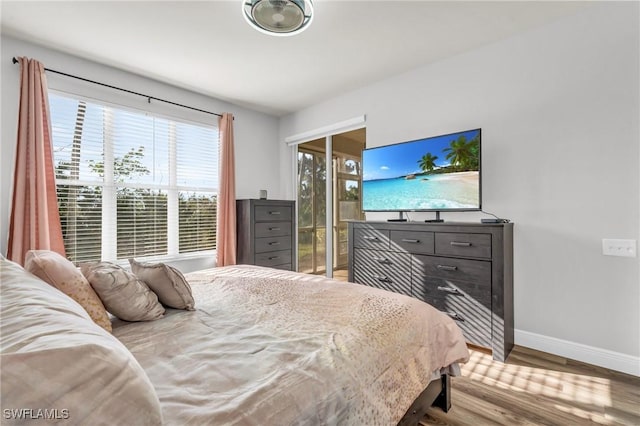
[349,220,511,228]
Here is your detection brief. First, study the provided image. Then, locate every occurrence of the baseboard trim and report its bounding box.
[515,329,640,377]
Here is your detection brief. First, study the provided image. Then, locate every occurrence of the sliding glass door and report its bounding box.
[296,129,365,279]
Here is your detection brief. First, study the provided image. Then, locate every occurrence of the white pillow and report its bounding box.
[129,259,195,310]
[0,257,163,425]
[81,262,165,322]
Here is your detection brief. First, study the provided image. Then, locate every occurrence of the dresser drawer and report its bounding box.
[270,263,292,271]
[413,277,491,348]
[255,222,292,238]
[433,298,491,348]
[255,249,292,267]
[255,205,292,222]
[353,249,411,296]
[431,301,491,348]
[435,232,491,259]
[254,235,292,253]
[413,255,491,285]
[353,227,390,250]
[390,230,434,254]
[412,273,491,311]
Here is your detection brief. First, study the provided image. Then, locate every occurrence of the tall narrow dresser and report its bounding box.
[236,199,295,271]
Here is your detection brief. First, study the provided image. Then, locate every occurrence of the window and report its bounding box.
[49,92,218,263]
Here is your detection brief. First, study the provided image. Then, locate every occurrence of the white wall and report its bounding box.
[1,36,281,270]
[279,3,640,374]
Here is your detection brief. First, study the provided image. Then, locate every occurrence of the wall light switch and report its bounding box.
[602,239,637,257]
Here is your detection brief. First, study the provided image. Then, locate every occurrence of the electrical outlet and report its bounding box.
[602,239,637,257]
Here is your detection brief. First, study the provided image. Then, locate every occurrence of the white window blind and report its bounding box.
[50,92,219,263]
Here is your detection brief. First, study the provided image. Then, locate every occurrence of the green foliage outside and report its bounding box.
[297,152,326,229]
[56,146,216,263]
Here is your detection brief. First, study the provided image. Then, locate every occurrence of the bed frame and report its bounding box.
[397,374,451,425]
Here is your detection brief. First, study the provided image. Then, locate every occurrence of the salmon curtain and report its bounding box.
[7,57,66,265]
[216,113,236,266]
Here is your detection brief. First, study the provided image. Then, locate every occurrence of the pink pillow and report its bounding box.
[24,250,112,333]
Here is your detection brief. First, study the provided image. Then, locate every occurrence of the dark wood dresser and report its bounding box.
[236,199,295,271]
[348,221,513,362]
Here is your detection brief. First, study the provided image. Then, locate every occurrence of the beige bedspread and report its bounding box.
[112,265,469,425]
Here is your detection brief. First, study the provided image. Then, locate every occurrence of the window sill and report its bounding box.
[110,250,216,273]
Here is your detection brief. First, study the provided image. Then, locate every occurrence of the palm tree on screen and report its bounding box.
[417,153,438,173]
[443,135,472,171]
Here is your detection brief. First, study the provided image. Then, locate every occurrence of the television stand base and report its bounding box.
[387,211,408,222]
[425,211,443,223]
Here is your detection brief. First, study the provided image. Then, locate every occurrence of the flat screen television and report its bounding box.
[362,128,481,219]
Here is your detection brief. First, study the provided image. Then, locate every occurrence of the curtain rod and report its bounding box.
[12,57,223,118]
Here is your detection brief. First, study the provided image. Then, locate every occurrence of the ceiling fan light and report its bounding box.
[243,0,314,36]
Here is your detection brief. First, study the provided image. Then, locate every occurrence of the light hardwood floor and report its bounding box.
[320,271,637,423]
[333,269,349,282]
[421,346,640,425]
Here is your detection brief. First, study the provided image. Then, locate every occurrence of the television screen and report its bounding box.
[362,129,481,212]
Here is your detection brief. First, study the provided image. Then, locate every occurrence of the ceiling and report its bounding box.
[1,1,591,117]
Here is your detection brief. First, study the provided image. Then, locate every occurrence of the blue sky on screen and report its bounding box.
[362,129,480,181]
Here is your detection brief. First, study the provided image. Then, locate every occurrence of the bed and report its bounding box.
[1,258,469,425]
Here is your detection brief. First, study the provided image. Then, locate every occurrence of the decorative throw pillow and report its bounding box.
[24,250,112,333]
[81,262,165,322]
[129,259,196,310]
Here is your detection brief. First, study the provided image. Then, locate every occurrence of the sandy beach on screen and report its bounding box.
[430,171,479,183]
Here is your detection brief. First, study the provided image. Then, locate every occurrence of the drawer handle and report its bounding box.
[450,241,472,247]
[401,239,420,243]
[268,242,281,246]
[372,256,389,264]
[437,286,462,295]
[373,274,391,283]
[269,211,281,215]
[436,265,458,271]
[268,256,280,260]
[363,236,380,241]
[446,312,465,322]
[269,227,281,231]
